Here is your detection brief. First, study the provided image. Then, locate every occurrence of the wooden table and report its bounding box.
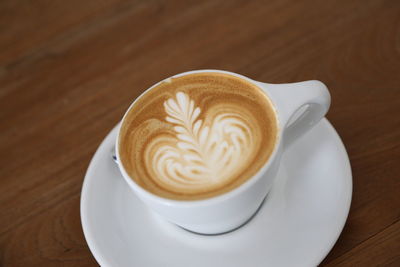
[1,0,399,266]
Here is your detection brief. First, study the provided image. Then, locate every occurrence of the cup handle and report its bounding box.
[259,80,331,149]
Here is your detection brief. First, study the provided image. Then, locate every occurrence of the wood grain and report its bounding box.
[1,0,399,266]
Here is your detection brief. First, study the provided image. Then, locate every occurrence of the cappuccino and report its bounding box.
[118,73,278,200]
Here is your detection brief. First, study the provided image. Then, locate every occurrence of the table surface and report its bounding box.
[1,0,399,266]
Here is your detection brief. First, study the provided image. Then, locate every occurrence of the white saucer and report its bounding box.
[80,119,352,267]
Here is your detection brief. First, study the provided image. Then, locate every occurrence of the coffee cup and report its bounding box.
[116,70,330,234]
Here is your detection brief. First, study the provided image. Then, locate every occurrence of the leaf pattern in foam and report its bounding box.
[152,91,253,188]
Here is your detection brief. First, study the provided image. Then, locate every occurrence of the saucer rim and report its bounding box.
[311,119,353,265]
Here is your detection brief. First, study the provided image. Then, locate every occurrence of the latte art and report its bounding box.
[146,92,254,193]
[118,72,278,200]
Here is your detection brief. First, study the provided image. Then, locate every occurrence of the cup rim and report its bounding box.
[116,69,282,207]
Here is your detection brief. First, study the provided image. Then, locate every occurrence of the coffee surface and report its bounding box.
[119,72,277,200]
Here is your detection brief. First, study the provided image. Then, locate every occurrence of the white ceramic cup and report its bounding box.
[116,70,330,235]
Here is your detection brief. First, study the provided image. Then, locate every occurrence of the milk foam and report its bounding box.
[119,72,278,200]
[144,92,254,192]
